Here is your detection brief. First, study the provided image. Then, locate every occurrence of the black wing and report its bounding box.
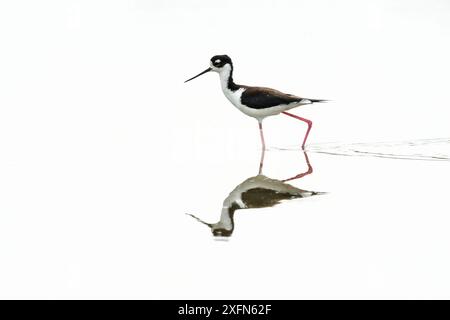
[241,187,306,208]
[240,87,304,109]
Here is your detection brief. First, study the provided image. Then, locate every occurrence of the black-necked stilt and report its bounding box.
[187,151,325,237]
[185,55,327,149]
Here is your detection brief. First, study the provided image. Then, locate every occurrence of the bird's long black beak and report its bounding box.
[184,67,212,83]
[186,213,213,228]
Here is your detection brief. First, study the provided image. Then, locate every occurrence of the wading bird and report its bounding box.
[185,55,327,149]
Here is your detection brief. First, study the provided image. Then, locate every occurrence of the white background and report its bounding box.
[1,0,450,299]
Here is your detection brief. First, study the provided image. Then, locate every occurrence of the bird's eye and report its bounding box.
[214,59,221,66]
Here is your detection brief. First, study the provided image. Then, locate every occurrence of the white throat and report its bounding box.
[218,64,233,92]
[213,207,233,231]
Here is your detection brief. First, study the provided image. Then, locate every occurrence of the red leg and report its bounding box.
[258,121,266,150]
[258,148,265,175]
[258,121,266,174]
[282,111,312,149]
[282,151,313,182]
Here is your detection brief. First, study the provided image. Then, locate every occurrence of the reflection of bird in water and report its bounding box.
[187,151,325,237]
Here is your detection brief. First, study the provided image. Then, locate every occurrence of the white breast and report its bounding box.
[222,87,247,113]
[218,65,245,109]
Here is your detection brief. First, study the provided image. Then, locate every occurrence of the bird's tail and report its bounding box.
[309,99,329,103]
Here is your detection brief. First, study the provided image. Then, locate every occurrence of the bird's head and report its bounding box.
[184,54,233,83]
[209,54,232,72]
[186,213,233,239]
